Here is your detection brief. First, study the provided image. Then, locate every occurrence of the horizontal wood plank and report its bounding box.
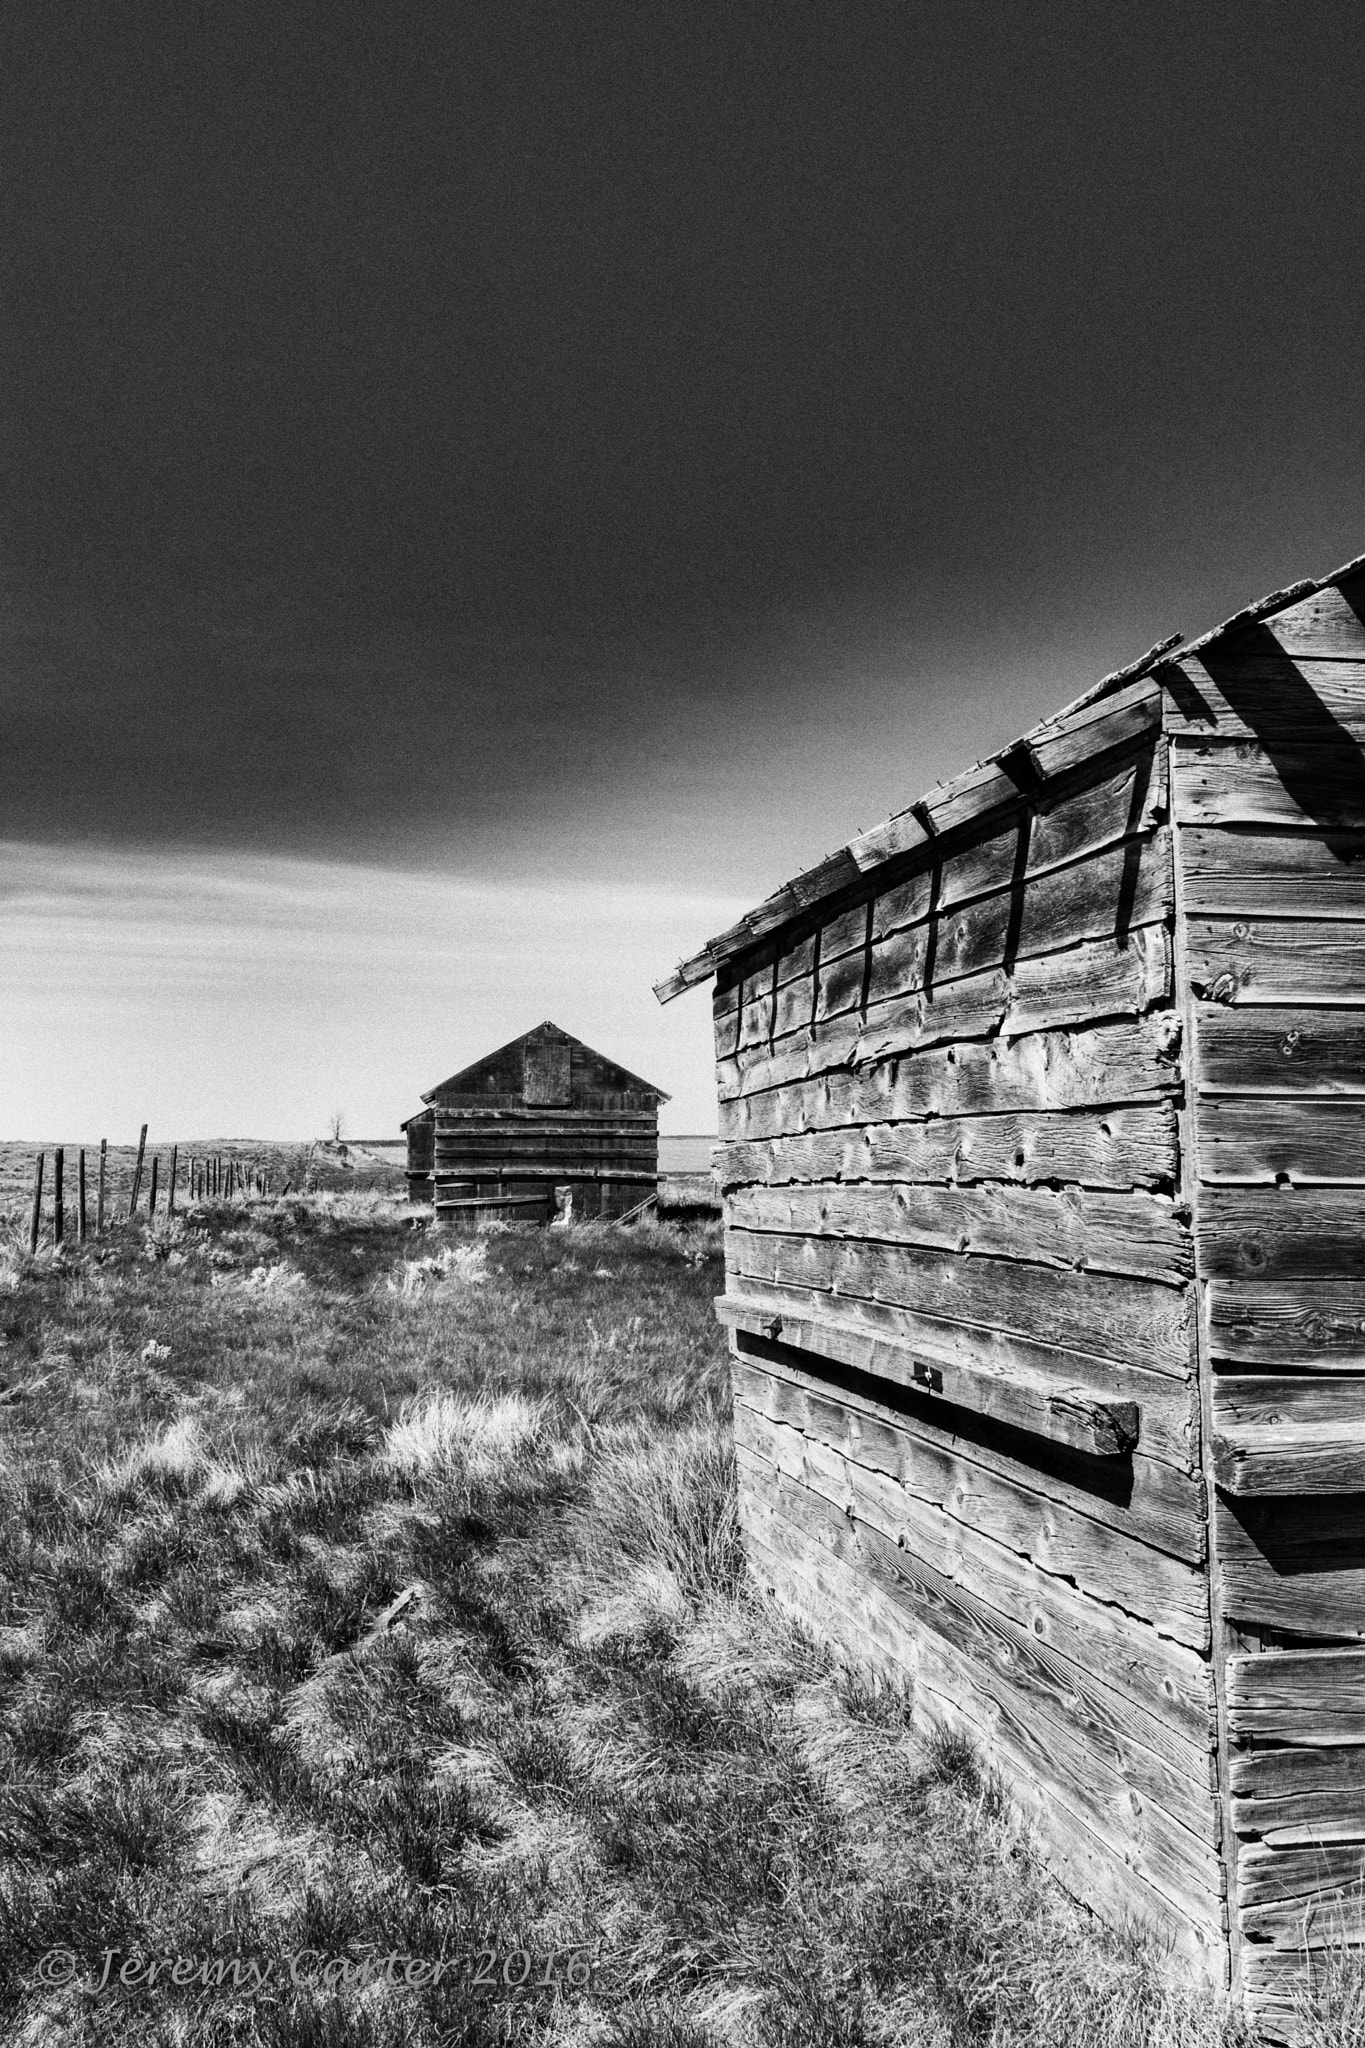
[719,1017,1184,1142]
[1251,582,1365,658]
[1231,1744,1365,1845]
[1199,1188,1365,1280]
[739,1443,1215,1758]
[724,1273,1199,1471]
[741,1473,1220,1898]
[857,832,1171,1016]
[726,1227,1193,1376]
[868,746,1166,945]
[728,1181,1191,1287]
[1173,744,1365,832]
[1228,1650,1365,1746]
[1185,916,1365,1007]
[1213,1422,1365,1497]
[1195,1097,1365,1184]
[1214,1376,1365,1429]
[741,1507,1222,1957]
[1194,1006,1365,1096]
[718,1102,1177,1194]
[1180,824,1365,917]
[719,1300,1140,1456]
[1163,652,1365,741]
[1238,1838,1365,1944]
[1219,1495,1365,1636]
[719,925,1175,1097]
[1208,1281,1365,1369]
[731,1353,1200,1566]
[738,1404,1209,1654]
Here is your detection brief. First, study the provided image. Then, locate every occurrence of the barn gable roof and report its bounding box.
[654,548,1365,1002]
[421,1020,669,1104]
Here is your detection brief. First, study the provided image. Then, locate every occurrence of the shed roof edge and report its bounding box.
[652,548,1365,1002]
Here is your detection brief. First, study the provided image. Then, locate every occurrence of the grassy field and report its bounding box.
[0,1193,1358,2045]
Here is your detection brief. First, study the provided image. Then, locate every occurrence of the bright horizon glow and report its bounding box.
[0,841,744,1143]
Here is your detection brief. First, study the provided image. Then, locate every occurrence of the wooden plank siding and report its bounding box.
[677,556,1365,2028]
[1169,576,1365,2018]
[710,731,1225,1975]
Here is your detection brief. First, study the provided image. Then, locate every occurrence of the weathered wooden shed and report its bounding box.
[403,1020,668,1225]
[656,552,1365,2036]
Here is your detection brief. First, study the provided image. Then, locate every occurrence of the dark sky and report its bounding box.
[3,0,1364,897]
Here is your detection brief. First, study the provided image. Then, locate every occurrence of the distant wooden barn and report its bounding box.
[403,1021,667,1226]
[657,552,1365,2036]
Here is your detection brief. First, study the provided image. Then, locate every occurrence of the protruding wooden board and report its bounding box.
[1193,1005,1365,1096]
[719,1017,1183,1141]
[1219,1494,1365,1635]
[1180,825,1365,918]
[1195,1097,1365,1184]
[719,1102,1177,1196]
[720,1300,1140,1456]
[738,1424,1215,1755]
[731,1351,1199,1566]
[1173,744,1365,832]
[1208,1280,1365,1368]
[729,1181,1191,1287]
[1213,1422,1365,1496]
[1185,916,1365,1007]
[1227,1650,1365,1745]
[724,1274,1199,1470]
[1199,1189,1365,1280]
[726,1227,1194,1376]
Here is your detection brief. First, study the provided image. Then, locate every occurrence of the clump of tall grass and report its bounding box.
[379,1387,549,1479]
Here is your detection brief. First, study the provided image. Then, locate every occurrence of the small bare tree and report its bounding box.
[327,1109,347,1145]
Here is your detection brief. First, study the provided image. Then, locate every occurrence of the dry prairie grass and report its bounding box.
[0,1195,1353,2044]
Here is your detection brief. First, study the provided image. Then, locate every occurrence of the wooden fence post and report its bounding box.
[28,1153,44,1254]
[53,1148,64,1246]
[97,1139,107,1234]
[167,1145,178,1216]
[78,1149,88,1242]
[148,1156,159,1218]
[128,1124,148,1218]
